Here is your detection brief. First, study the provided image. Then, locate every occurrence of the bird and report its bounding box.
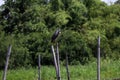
[51,28,61,43]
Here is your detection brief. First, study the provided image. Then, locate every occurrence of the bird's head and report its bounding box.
[58,28,61,34]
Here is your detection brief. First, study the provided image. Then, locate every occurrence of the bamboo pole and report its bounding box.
[38,55,41,80]
[2,45,12,80]
[66,53,70,80]
[51,45,59,80]
[56,43,61,80]
[97,36,100,80]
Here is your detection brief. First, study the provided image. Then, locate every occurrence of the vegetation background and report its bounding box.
[0,0,120,70]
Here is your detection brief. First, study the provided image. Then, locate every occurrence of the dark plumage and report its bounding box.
[51,29,61,43]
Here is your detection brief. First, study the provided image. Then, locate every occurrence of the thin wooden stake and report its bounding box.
[38,55,41,80]
[51,45,59,80]
[97,36,100,80]
[56,43,61,80]
[2,45,12,80]
[66,53,70,80]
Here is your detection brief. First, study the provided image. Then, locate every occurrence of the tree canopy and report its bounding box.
[0,0,120,69]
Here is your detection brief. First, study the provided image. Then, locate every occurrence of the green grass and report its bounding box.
[0,59,120,80]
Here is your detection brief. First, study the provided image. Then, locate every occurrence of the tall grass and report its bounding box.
[0,59,120,80]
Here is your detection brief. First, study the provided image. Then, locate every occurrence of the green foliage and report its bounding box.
[53,10,71,26]
[0,0,120,69]
[51,0,64,11]
[0,59,120,80]
[0,32,10,68]
[59,30,91,64]
[68,1,87,26]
